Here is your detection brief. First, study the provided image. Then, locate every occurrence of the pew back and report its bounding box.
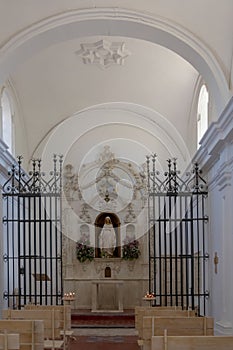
[143,316,214,339]
[0,320,44,350]
[135,306,182,330]
[136,307,196,339]
[0,333,19,350]
[151,335,233,350]
[142,316,214,350]
[2,309,61,340]
[24,304,71,330]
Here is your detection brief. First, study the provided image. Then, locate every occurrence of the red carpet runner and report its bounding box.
[71,309,135,328]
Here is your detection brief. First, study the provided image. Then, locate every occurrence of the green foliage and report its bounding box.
[122,236,140,260]
[76,235,94,263]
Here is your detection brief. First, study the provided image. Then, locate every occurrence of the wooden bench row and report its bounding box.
[24,305,74,346]
[3,309,62,341]
[135,306,233,350]
[151,330,233,350]
[139,316,214,350]
[0,320,43,350]
[24,305,71,331]
[135,306,196,339]
[1,305,73,350]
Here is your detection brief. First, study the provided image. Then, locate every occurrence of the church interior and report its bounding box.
[0,1,233,349]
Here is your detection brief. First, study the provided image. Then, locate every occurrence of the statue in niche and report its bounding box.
[99,216,116,258]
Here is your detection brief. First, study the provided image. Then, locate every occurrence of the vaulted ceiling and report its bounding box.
[0,1,233,171]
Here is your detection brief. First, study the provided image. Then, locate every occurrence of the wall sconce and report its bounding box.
[214,252,219,274]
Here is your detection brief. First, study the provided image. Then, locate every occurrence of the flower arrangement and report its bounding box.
[76,233,94,263]
[122,236,140,260]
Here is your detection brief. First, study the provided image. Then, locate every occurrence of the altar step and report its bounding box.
[71,309,135,328]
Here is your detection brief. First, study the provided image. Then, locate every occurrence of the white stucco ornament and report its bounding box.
[76,39,131,68]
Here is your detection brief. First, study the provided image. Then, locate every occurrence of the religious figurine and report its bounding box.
[99,216,116,257]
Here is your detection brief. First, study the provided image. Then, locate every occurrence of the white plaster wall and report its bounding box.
[211,149,233,335]
[0,140,18,314]
[195,97,233,334]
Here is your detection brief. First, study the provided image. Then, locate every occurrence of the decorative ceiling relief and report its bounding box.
[76,39,131,68]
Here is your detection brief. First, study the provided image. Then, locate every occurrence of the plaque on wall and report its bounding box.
[32,273,50,281]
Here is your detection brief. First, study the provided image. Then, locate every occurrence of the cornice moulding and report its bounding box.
[0,139,15,164]
[0,139,17,183]
[194,97,233,172]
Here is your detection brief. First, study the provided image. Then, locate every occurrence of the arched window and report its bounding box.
[1,88,14,153]
[197,84,209,148]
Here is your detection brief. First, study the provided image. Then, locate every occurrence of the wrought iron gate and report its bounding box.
[146,155,209,315]
[2,155,63,308]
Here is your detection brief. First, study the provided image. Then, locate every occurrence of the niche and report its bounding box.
[95,212,121,258]
[105,266,111,278]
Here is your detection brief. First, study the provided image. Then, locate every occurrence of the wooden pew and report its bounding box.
[135,306,182,330]
[0,320,44,350]
[136,307,196,339]
[141,316,214,350]
[24,305,74,347]
[24,305,71,331]
[151,332,233,350]
[2,309,63,349]
[0,332,20,350]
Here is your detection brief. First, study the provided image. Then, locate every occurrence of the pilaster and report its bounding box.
[194,97,233,334]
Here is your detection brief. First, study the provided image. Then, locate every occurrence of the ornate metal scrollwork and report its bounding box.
[146,154,208,195]
[2,154,63,195]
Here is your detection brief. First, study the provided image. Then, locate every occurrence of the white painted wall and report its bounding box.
[195,97,233,334]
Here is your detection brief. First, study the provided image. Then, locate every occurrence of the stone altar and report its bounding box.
[91,279,123,312]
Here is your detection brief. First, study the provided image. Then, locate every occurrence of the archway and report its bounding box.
[0,8,229,114]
